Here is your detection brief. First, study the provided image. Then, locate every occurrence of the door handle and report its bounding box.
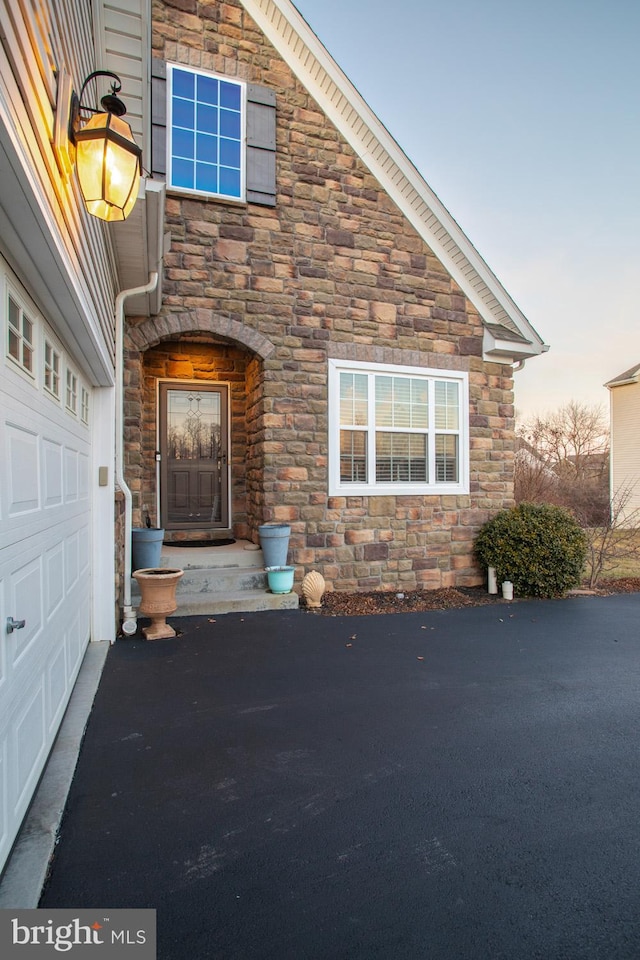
[7,617,26,634]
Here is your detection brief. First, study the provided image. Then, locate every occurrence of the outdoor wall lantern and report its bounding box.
[68,70,142,222]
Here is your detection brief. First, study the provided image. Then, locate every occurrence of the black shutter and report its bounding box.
[151,58,167,179]
[150,65,276,206]
[246,83,276,207]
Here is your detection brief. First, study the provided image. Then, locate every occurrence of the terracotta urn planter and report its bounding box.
[133,567,183,640]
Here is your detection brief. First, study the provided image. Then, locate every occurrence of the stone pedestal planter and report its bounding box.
[133,568,183,640]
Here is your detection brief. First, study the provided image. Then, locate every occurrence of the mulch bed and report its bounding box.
[308,578,640,617]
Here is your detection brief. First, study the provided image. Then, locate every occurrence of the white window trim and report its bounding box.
[43,332,62,401]
[328,359,469,497]
[5,279,36,380]
[166,62,247,203]
[80,386,90,424]
[65,366,78,416]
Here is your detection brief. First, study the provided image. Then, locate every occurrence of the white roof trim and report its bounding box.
[482,326,549,363]
[241,0,547,356]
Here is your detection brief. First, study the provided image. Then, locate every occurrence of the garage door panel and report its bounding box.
[45,542,65,620]
[0,740,7,859]
[6,423,40,515]
[66,606,88,679]
[43,439,63,508]
[14,682,46,815]
[0,503,92,552]
[0,575,6,693]
[10,557,43,669]
[65,532,79,592]
[47,642,69,735]
[79,526,90,576]
[64,448,78,502]
[79,452,89,502]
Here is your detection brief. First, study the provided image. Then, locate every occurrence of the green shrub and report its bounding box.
[474,503,587,598]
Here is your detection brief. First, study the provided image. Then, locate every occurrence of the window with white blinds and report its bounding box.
[329,360,469,495]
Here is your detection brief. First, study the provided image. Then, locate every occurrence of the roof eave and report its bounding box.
[482,327,549,363]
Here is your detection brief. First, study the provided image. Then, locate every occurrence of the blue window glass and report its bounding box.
[196,164,218,193]
[173,69,194,99]
[169,67,243,199]
[198,75,218,105]
[219,138,240,168]
[172,157,195,190]
[220,81,241,110]
[197,104,218,135]
[219,167,241,197]
[173,98,194,129]
[196,133,217,163]
[173,128,194,159]
[220,109,241,139]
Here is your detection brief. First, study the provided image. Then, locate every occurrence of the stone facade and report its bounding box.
[122,0,517,592]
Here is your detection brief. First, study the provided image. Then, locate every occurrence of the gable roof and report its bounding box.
[241,0,549,362]
[605,363,640,388]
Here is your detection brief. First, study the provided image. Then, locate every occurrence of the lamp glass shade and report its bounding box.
[75,112,141,222]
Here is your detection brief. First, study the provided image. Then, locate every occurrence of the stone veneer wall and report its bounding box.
[114,489,125,628]
[126,0,519,591]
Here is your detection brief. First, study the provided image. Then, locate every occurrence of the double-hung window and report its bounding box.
[167,64,245,201]
[328,360,469,495]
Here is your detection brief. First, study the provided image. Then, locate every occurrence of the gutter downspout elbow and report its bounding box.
[115,273,159,636]
[512,359,526,373]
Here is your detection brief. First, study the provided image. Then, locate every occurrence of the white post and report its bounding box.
[487,566,498,594]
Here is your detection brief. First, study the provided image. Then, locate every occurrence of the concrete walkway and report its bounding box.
[23,596,640,958]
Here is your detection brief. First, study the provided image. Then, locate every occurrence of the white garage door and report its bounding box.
[0,269,92,872]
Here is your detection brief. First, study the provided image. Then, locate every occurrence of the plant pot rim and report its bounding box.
[133,567,183,578]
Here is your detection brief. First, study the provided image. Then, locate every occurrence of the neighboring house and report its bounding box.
[606,363,640,526]
[0,0,546,872]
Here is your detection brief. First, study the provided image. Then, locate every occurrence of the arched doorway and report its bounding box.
[123,312,276,541]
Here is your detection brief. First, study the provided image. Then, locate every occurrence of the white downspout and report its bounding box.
[115,272,159,636]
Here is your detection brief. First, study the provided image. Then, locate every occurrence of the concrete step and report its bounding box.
[158,540,264,570]
[171,588,299,616]
[131,540,299,616]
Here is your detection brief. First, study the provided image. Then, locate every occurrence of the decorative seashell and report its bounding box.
[301,570,326,608]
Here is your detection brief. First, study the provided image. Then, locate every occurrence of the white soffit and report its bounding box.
[110,177,166,316]
[241,0,548,356]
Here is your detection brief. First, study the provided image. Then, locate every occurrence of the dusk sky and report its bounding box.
[293,0,639,421]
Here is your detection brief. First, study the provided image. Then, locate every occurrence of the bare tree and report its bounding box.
[515,401,610,524]
[581,483,640,588]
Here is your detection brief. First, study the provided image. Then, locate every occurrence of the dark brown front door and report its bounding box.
[159,383,229,530]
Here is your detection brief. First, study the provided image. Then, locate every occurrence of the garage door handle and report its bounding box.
[6,617,26,634]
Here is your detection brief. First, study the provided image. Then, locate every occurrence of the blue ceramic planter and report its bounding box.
[258,523,291,568]
[132,527,164,571]
[266,565,295,594]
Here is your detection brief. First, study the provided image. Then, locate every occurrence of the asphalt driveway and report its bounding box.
[40,596,640,959]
